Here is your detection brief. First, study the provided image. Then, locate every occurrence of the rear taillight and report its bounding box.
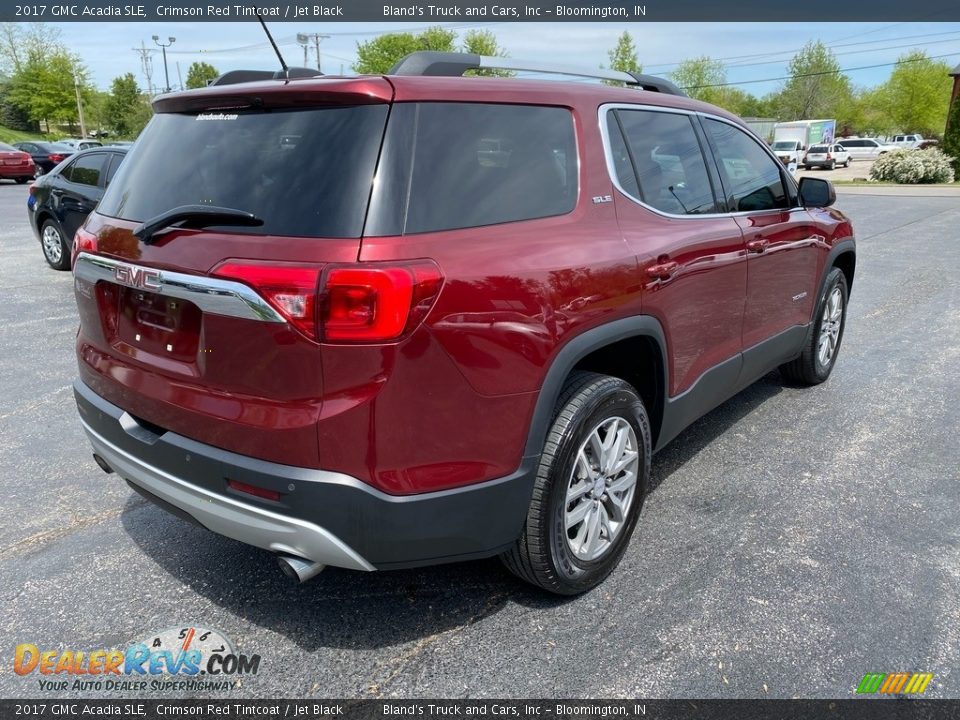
[48,154,64,163]
[826,153,832,160]
[71,227,98,268]
[213,261,322,339]
[212,259,444,343]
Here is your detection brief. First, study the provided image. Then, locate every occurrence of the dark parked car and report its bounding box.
[71,53,855,594]
[28,146,128,270]
[0,142,35,183]
[13,141,75,176]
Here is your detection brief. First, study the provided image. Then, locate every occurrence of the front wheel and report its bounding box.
[501,372,651,595]
[15,177,29,184]
[780,267,849,385]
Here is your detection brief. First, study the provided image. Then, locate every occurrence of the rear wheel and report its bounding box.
[40,219,70,271]
[15,177,29,184]
[828,160,836,170]
[780,267,848,385]
[501,372,651,595]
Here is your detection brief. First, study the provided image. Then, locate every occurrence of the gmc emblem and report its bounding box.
[115,264,161,291]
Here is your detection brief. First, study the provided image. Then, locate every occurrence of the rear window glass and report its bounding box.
[0,142,15,152]
[366,103,577,236]
[97,105,389,238]
[809,145,829,153]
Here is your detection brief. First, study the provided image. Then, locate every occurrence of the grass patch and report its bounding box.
[0,125,48,144]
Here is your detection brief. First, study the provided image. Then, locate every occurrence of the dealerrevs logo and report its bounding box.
[15,626,260,693]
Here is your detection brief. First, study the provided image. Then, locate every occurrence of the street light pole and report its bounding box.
[74,75,87,138]
[152,35,176,92]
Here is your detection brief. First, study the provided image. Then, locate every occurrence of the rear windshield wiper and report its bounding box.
[133,205,264,245]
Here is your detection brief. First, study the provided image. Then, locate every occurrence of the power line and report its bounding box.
[723,34,960,69]
[681,51,960,90]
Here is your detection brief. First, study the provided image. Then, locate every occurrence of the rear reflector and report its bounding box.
[71,227,98,268]
[227,479,282,502]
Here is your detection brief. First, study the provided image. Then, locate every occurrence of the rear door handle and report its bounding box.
[646,261,679,280]
[747,239,769,253]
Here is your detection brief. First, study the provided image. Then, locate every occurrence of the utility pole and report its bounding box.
[133,41,156,96]
[152,35,176,92]
[296,32,330,72]
[296,34,309,67]
[176,61,183,91]
[74,75,87,138]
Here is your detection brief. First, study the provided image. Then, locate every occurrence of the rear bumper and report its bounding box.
[75,380,535,571]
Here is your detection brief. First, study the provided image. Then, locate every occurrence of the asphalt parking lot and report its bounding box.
[1,182,958,699]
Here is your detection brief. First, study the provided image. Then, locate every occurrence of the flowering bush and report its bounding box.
[869,148,955,184]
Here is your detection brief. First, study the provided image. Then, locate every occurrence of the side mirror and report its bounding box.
[799,176,836,208]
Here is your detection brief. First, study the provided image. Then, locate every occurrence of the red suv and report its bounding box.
[72,52,855,594]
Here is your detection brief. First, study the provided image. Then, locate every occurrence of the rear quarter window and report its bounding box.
[365,103,578,236]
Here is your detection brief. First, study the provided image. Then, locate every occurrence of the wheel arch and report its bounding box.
[523,316,669,460]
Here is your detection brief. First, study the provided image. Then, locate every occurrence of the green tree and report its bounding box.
[879,51,953,137]
[942,95,960,177]
[602,31,640,85]
[607,31,640,74]
[461,29,513,77]
[0,22,62,74]
[7,48,89,132]
[106,73,150,137]
[671,56,725,103]
[353,26,456,74]
[185,61,219,89]
[775,41,853,120]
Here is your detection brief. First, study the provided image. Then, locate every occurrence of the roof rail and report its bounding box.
[388,51,686,96]
[210,67,323,87]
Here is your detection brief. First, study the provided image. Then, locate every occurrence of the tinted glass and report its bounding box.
[842,140,862,148]
[367,103,577,236]
[809,145,829,153]
[38,143,74,153]
[63,154,106,186]
[104,153,125,187]
[97,105,389,238]
[0,142,16,152]
[612,109,719,215]
[704,119,789,213]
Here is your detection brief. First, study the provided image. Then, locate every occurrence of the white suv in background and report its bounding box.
[803,143,850,170]
[892,134,924,149]
[837,137,897,160]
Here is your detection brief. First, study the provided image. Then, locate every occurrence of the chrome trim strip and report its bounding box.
[597,102,803,221]
[73,252,284,323]
[80,416,375,572]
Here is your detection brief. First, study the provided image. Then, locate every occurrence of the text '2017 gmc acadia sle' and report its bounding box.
[72,52,855,594]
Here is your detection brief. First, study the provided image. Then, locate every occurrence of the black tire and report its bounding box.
[501,371,651,595]
[780,267,849,385]
[40,218,70,271]
[15,177,29,184]
[803,165,811,170]
[828,160,836,170]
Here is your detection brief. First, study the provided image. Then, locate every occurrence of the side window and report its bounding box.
[104,153,125,187]
[63,154,105,186]
[368,103,578,235]
[703,118,789,213]
[608,109,719,215]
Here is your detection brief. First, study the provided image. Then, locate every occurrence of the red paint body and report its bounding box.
[75,75,853,495]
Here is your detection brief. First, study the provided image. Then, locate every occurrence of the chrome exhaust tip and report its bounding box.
[277,554,325,583]
[93,453,114,474]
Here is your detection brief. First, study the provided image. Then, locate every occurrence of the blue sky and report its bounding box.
[53,21,960,94]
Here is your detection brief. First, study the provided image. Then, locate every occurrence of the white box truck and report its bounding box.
[772,120,837,166]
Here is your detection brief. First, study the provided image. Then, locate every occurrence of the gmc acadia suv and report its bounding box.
[72,52,855,595]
